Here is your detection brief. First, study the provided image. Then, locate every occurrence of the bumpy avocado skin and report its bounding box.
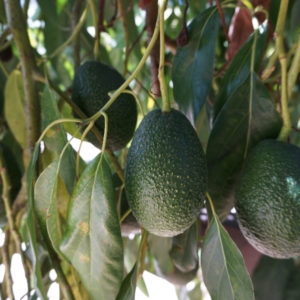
[125,109,208,237]
[235,139,300,258]
[72,61,137,151]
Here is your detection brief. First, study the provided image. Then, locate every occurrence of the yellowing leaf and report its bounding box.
[4,70,26,148]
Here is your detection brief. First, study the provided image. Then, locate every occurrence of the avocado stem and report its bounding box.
[86,5,162,123]
[158,0,170,113]
[206,192,217,217]
[275,0,291,142]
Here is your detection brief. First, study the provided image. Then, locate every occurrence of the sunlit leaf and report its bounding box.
[172,6,218,123]
[60,155,123,300]
[4,70,26,148]
[201,213,254,300]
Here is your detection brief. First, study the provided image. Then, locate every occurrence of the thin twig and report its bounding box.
[216,0,230,43]
[0,152,31,297]
[72,0,83,69]
[288,33,300,99]
[33,73,125,182]
[275,0,291,141]
[1,231,14,300]
[118,0,130,76]
[158,0,170,112]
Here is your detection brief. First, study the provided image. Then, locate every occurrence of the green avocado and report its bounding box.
[71,61,137,151]
[125,109,207,237]
[235,139,300,258]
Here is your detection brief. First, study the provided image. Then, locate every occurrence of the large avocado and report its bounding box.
[71,61,137,151]
[125,109,207,237]
[235,139,300,258]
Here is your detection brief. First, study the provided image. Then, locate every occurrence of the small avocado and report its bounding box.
[235,139,300,258]
[71,61,137,151]
[125,109,207,237]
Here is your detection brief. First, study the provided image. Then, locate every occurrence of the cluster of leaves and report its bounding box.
[0,0,300,299]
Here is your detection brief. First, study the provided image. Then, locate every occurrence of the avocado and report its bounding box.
[71,61,137,151]
[125,109,207,237]
[235,139,300,258]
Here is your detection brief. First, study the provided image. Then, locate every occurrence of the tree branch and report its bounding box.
[4,0,41,162]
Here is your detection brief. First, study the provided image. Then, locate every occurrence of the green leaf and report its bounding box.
[169,222,198,273]
[172,6,218,123]
[252,256,294,300]
[26,143,47,299]
[4,70,26,148]
[213,31,268,118]
[60,155,123,300]
[116,263,137,300]
[34,157,69,259]
[206,73,282,219]
[201,214,254,300]
[41,85,76,194]
[147,234,173,274]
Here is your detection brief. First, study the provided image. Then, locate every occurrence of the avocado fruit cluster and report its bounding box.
[235,139,300,258]
[125,109,208,237]
[71,61,137,151]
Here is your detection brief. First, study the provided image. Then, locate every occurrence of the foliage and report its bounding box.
[0,0,300,299]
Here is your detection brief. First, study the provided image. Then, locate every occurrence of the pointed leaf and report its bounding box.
[214,31,267,118]
[4,70,26,148]
[116,263,137,300]
[172,6,218,123]
[206,73,282,219]
[26,143,47,299]
[201,214,254,300]
[34,158,68,258]
[60,155,123,300]
[169,222,198,273]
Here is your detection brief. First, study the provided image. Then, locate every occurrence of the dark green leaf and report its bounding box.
[116,263,137,300]
[213,31,268,118]
[201,214,254,300]
[252,256,294,300]
[41,85,76,194]
[60,155,123,300]
[169,222,198,273]
[206,74,282,219]
[172,6,218,123]
[284,265,300,300]
[4,70,26,148]
[26,143,47,299]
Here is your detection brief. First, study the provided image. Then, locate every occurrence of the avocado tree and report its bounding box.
[0,0,300,299]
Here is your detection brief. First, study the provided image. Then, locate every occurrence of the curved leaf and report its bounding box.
[172,6,218,123]
[116,263,137,300]
[34,157,70,259]
[26,143,47,299]
[201,214,254,300]
[206,73,282,219]
[60,155,123,300]
[4,70,26,148]
[169,222,198,273]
